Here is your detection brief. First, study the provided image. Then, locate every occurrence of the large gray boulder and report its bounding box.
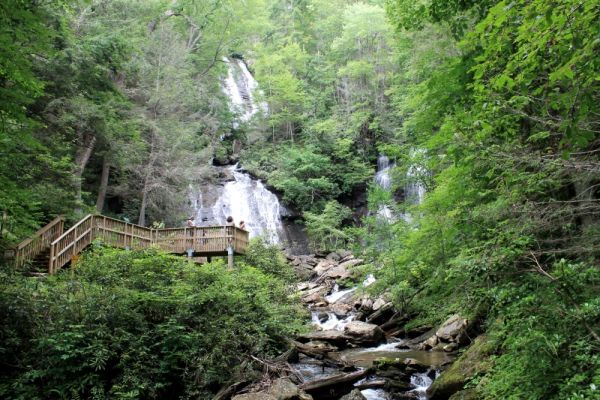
[338,258,363,270]
[344,321,384,345]
[268,378,313,400]
[300,330,352,344]
[324,265,353,280]
[232,393,277,400]
[314,260,336,276]
[435,315,469,343]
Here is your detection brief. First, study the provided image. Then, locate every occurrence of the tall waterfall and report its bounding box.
[188,56,307,249]
[222,57,267,124]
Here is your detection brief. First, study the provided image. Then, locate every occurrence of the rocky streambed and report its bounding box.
[225,251,477,400]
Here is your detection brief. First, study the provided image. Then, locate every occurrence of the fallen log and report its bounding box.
[299,369,371,399]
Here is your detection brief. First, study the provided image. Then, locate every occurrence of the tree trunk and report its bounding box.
[95,157,110,213]
[139,187,148,227]
[74,133,97,213]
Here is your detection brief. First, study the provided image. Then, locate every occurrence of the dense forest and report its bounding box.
[1,0,599,399]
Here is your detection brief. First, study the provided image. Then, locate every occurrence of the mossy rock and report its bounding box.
[427,335,493,400]
[448,389,480,400]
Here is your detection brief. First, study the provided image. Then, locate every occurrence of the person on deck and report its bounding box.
[226,216,235,246]
[186,217,195,227]
[239,220,246,230]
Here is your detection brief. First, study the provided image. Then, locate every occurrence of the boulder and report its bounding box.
[297,282,310,291]
[267,378,313,400]
[443,343,459,352]
[338,258,364,270]
[330,303,352,317]
[300,330,352,344]
[337,250,353,259]
[436,315,469,343]
[324,265,353,280]
[339,389,367,400]
[372,298,387,311]
[448,389,479,400]
[402,357,430,373]
[301,286,327,303]
[302,340,338,352]
[427,335,492,400]
[419,334,439,350]
[300,369,369,400]
[302,291,325,304]
[344,321,384,345]
[365,302,395,325]
[314,260,335,276]
[354,296,373,313]
[326,252,341,261]
[232,393,276,400]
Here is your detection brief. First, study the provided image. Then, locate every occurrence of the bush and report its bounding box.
[243,237,295,281]
[0,247,305,399]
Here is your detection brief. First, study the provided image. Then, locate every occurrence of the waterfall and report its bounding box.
[222,57,267,125]
[375,155,393,190]
[374,155,395,221]
[373,153,426,221]
[193,165,283,244]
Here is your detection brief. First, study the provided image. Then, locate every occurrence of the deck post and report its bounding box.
[227,245,234,269]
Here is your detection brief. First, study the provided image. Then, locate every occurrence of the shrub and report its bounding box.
[0,247,305,399]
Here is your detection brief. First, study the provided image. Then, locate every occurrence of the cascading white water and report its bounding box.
[222,57,267,124]
[375,155,393,190]
[374,155,395,221]
[410,370,438,399]
[311,312,355,331]
[198,165,283,243]
[374,153,427,221]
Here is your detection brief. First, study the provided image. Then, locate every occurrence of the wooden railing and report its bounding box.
[11,216,64,268]
[48,215,249,274]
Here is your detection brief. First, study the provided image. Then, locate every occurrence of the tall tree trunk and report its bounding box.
[74,133,96,214]
[139,187,148,226]
[95,157,110,213]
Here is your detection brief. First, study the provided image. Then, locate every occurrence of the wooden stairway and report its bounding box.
[6,214,249,275]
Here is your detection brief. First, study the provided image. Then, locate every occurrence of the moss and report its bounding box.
[427,335,493,400]
[448,389,480,400]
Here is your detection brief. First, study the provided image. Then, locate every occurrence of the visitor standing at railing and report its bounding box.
[186,217,195,227]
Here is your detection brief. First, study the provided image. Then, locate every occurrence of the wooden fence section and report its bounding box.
[12,216,64,268]
[48,215,249,274]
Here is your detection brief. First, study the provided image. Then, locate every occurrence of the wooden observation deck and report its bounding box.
[5,214,249,274]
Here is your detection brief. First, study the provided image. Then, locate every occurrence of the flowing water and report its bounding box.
[193,164,283,243]
[375,155,395,221]
[222,57,267,124]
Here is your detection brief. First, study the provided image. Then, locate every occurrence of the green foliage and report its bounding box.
[243,237,295,281]
[304,200,352,252]
[0,248,304,399]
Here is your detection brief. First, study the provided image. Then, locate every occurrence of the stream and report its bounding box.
[292,279,452,400]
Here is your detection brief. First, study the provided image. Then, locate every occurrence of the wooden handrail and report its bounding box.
[50,214,93,246]
[12,216,64,268]
[46,214,250,274]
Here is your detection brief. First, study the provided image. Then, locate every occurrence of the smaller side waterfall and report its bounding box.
[374,155,395,221]
[373,153,427,221]
[375,155,393,190]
